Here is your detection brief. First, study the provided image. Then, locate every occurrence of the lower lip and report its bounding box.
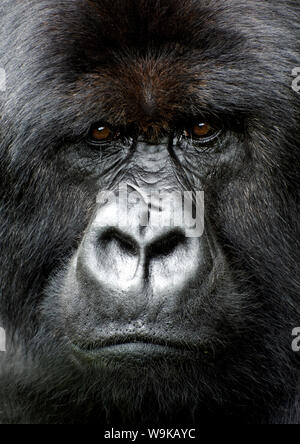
[73,342,193,361]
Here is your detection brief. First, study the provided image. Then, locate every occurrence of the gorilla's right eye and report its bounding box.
[88,123,114,144]
[183,122,222,143]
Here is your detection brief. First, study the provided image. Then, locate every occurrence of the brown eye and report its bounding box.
[184,122,221,142]
[192,123,212,137]
[89,124,113,143]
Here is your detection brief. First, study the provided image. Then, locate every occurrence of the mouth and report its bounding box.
[71,335,207,362]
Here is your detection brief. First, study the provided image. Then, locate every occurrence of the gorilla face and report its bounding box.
[58,121,235,350]
[0,0,300,425]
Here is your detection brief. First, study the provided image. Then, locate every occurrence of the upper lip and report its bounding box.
[76,334,201,352]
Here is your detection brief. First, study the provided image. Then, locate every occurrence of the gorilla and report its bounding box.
[0,0,300,425]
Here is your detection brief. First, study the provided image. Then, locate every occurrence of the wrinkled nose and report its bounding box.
[76,188,205,297]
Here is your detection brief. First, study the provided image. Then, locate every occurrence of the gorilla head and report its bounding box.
[0,0,299,425]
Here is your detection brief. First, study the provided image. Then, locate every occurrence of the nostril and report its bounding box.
[99,228,139,256]
[147,229,187,259]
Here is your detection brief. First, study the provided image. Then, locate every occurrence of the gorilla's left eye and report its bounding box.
[88,123,115,144]
[183,123,222,143]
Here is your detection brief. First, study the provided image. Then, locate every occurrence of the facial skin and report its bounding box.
[0,0,299,425]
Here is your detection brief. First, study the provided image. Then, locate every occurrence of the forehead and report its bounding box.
[19,0,281,132]
[46,0,249,122]
[57,0,246,57]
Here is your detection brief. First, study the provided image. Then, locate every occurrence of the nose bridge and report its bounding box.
[132,138,171,174]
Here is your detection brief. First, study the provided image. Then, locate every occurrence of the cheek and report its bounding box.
[172,136,243,186]
[60,141,130,185]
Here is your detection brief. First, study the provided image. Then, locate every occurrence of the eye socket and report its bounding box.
[183,122,222,143]
[88,123,114,144]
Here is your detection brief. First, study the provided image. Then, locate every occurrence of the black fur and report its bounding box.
[0,0,300,425]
